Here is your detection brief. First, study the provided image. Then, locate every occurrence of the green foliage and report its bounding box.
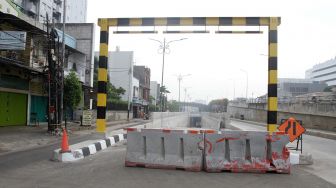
[149,104,159,112]
[107,84,125,101]
[64,71,82,109]
[106,99,129,111]
[324,86,333,92]
[167,100,180,112]
[209,98,229,112]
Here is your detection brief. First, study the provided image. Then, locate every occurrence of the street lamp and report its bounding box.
[176,73,191,111]
[240,69,249,100]
[150,37,188,112]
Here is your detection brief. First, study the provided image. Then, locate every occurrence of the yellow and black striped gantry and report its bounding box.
[96,17,280,133]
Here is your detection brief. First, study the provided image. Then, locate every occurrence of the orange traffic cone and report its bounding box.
[60,128,71,153]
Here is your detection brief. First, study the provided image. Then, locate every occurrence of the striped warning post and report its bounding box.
[96,18,109,133]
[267,17,278,133]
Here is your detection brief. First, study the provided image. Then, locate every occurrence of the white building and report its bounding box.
[306,57,336,86]
[11,0,87,23]
[150,81,159,104]
[65,0,87,23]
[108,50,134,102]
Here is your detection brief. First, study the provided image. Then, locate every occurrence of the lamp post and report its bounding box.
[240,69,249,100]
[150,37,187,112]
[177,74,191,111]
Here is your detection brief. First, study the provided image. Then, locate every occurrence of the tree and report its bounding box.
[208,98,229,112]
[64,71,82,111]
[167,100,179,112]
[324,86,333,92]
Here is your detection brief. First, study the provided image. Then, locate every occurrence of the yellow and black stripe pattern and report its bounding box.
[113,31,158,34]
[96,18,109,133]
[267,17,278,133]
[96,17,280,134]
[98,17,279,27]
[215,31,263,34]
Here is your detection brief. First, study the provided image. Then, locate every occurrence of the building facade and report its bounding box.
[8,0,86,23]
[107,50,134,102]
[150,81,160,105]
[306,57,336,86]
[278,78,327,101]
[133,65,151,116]
[0,2,93,126]
[59,23,95,109]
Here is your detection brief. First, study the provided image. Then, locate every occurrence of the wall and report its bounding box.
[92,110,133,122]
[228,105,336,132]
[148,112,189,128]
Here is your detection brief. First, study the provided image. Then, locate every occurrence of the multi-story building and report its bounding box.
[8,0,87,23]
[278,78,327,101]
[306,57,336,86]
[58,23,95,109]
[0,1,93,126]
[133,65,151,115]
[107,50,134,102]
[150,81,160,106]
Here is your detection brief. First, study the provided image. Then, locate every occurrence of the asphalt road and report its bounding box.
[0,141,334,188]
[0,118,335,188]
[231,119,336,186]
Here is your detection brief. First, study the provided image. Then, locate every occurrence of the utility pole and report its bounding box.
[46,14,58,133]
[60,0,66,128]
[127,61,133,121]
[161,38,166,112]
[176,74,191,111]
[149,37,187,112]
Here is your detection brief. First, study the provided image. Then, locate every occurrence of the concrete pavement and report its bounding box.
[230,119,336,186]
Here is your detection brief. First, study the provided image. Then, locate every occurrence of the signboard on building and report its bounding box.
[0,31,26,50]
[82,110,92,126]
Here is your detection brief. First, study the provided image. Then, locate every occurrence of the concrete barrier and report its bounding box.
[125,128,203,171]
[204,130,290,173]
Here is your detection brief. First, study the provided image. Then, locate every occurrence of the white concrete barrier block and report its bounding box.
[88,144,97,154]
[99,140,107,150]
[290,152,300,165]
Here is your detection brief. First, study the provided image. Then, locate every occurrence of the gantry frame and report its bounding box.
[96,17,280,133]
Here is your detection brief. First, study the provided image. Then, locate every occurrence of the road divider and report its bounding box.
[204,130,290,173]
[52,133,126,162]
[125,128,203,171]
[125,128,291,174]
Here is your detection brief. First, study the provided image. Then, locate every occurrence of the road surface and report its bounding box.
[231,119,336,186]
[0,119,335,188]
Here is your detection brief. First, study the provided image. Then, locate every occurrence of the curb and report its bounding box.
[52,133,127,162]
[231,118,336,140]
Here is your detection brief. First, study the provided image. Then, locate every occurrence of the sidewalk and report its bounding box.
[0,119,147,155]
[231,118,336,140]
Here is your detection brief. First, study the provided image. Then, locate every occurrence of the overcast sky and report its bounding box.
[87,0,336,103]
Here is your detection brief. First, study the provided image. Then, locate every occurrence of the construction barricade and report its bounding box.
[204,130,290,173]
[125,128,203,171]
